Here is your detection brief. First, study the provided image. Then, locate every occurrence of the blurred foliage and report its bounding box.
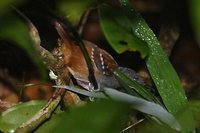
[36,100,129,133]
[0,100,129,133]
[0,12,46,79]
[190,0,200,46]
[59,0,95,25]
[0,0,23,16]
[189,100,200,130]
[0,100,46,132]
[136,120,177,133]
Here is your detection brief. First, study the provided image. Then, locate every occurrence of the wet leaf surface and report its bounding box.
[117,0,195,132]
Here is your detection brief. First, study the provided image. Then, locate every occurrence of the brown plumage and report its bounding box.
[54,20,145,91]
[54,21,119,91]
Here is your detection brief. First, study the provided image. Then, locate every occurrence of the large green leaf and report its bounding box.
[53,85,181,131]
[136,120,177,133]
[99,0,195,132]
[36,99,129,133]
[0,15,34,53]
[98,4,148,58]
[0,100,46,132]
[118,1,195,132]
[103,88,180,131]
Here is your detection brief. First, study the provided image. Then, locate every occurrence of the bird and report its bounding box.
[14,7,146,92]
[53,19,145,92]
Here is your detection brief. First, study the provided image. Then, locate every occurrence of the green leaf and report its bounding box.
[136,120,177,133]
[98,0,194,132]
[116,0,195,132]
[98,4,148,58]
[0,13,46,79]
[0,16,34,54]
[0,100,46,133]
[36,99,129,133]
[190,0,200,46]
[113,68,160,104]
[59,0,95,25]
[103,88,180,131]
[53,85,181,131]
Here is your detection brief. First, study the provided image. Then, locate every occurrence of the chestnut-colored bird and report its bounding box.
[54,20,145,91]
[14,7,145,92]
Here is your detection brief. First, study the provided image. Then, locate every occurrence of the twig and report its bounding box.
[15,68,80,133]
[121,118,145,132]
[14,7,57,66]
[15,88,64,133]
[78,8,93,35]
[28,19,57,67]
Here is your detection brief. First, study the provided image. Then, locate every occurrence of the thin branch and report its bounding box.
[78,8,93,35]
[28,21,57,67]
[14,7,57,66]
[121,118,145,132]
[15,88,64,133]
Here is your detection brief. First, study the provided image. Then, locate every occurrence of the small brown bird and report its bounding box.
[14,7,145,93]
[54,20,145,91]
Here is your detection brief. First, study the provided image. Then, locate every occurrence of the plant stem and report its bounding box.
[15,89,64,133]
